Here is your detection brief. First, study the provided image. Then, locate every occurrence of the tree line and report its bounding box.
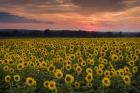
[0,29,140,38]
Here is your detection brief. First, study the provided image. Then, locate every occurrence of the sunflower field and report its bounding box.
[0,38,140,93]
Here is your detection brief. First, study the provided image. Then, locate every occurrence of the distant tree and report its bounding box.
[119,32,122,37]
[138,32,140,37]
[44,29,50,37]
[107,32,113,37]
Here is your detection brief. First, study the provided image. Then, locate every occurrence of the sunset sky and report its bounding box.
[0,0,140,32]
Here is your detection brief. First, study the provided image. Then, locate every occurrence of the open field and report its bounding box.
[0,38,140,93]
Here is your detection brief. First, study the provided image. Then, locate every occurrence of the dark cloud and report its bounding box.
[0,0,139,15]
[0,12,54,24]
[67,0,140,13]
[0,0,59,7]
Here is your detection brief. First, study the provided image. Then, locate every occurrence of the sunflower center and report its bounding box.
[88,75,91,79]
[29,80,33,83]
[15,77,18,80]
[104,80,108,84]
[66,77,71,81]
[125,78,129,81]
[50,84,54,87]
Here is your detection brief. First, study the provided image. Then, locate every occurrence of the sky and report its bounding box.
[0,0,140,32]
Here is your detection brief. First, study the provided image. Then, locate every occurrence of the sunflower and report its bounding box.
[132,66,138,74]
[102,59,108,65]
[48,81,56,90]
[4,59,8,64]
[64,74,74,84]
[76,66,82,75]
[110,71,115,77]
[9,68,15,74]
[25,77,36,87]
[122,75,131,85]
[23,62,28,67]
[74,81,80,89]
[94,66,98,71]
[98,64,104,69]
[104,70,110,77]
[8,60,14,66]
[58,57,63,63]
[132,55,139,61]
[87,58,91,64]
[17,63,25,70]
[48,64,55,73]
[111,54,118,61]
[99,57,103,63]
[128,61,135,66]
[3,65,9,72]
[5,75,11,83]
[96,69,103,76]
[73,63,78,70]
[69,54,75,60]
[85,73,93,82]
[14,74,20,82]
[118,69,124,76]
[100,52,106,57]
[0,60,3,65]
[102,77,111,87]
[65,64,72,71]
[76,51,81,58]
[80,62,86,67]
[124,66,129,74]
[43,80,49,88]
[78,58,83,63]
[86,68,93,73]
[135,49,140,55]
[91,59,95,65]
[53,88,58,93]
[54,70,63,79]
[119,55,124,61]
[40,61,47,68]
[86,82,93,88]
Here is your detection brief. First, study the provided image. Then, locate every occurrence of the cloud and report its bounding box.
[0,0,139,15]
[0,0,139,31]
[68,0,140,13]
[0,12,54,24]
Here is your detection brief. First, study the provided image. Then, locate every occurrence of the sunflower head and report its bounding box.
[74,81,80,89]
[128,60,135,66]
[25,77,36,87]
[76,66,82,75]
[85,73,93,82]
[17,63,25,70]
[5,75,11,83]
[96,69,103,76]
[14,74,20,82]
[3,65,9,72]
[48,64,55,73]
[86,82,93,88]
[111,54,118,61]
[43,80,49,88]
[86,68,93,73]
[64,74,74,84]
[102,77,111,87]
[132,66,138,74]
[65,64,72,71]
[122,75,131,85]
[48,81,56,90]
[55,70,63,79]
